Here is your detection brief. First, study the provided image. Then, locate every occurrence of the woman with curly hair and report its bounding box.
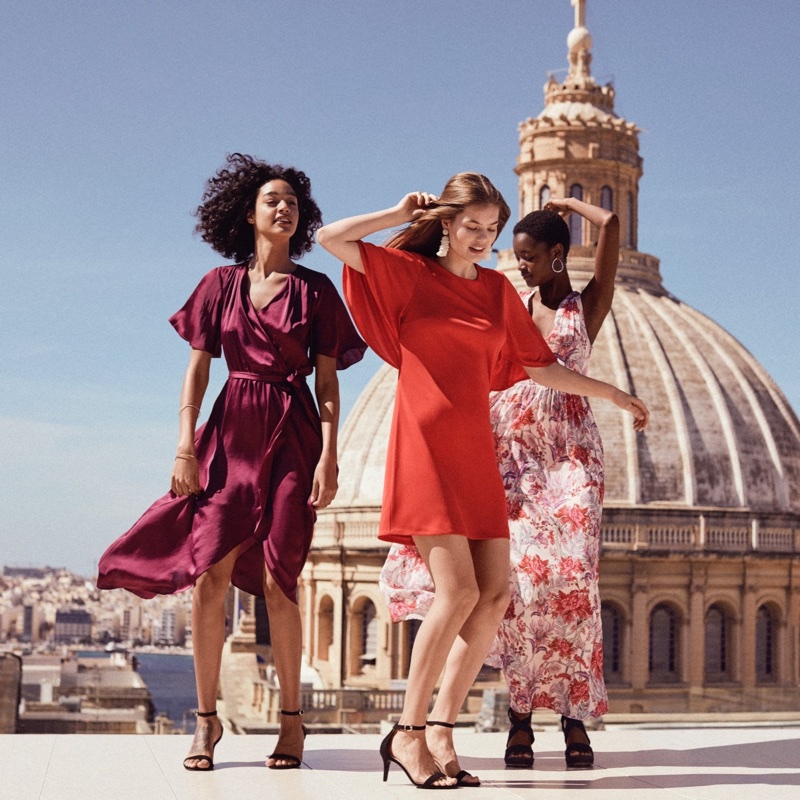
[317,175,647,789]
[98,153,365,771]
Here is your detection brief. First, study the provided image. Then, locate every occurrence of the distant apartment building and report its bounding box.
[22,604,41,643]
[158,605,186,646]
[54,608,93,644]
[0,606,19,641]
[121,603,143,642]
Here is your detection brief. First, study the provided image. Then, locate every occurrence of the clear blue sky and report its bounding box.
[2,1,799,576]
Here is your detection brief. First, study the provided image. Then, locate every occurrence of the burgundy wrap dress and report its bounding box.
[97,264,366,603]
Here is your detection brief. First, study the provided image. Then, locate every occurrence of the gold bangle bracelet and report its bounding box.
[175,453,197,461]
[179,404,201,414]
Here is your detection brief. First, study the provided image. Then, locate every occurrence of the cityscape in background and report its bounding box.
[0,565,199,735]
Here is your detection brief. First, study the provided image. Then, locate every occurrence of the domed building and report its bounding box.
[301,0,800,714]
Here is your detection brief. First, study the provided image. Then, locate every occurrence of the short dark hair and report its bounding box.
[513,210,571,260]
[194,153,322,262]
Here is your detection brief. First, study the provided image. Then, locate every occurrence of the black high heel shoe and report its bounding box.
[267,709,308,770]
[504,708,534,769]
[561,716,594,769]
[183,709,223,771]
[426,720,480,787]
[379,723,457,789]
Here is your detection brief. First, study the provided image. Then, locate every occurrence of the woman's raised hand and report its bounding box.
[396,192,439,222]
[543,198,572,216]
[612,390,650,431]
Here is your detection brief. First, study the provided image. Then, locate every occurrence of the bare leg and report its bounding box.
[263,567,305,768]
[426,538,510,783]
[388,535,482,788]
[184,546,240,769]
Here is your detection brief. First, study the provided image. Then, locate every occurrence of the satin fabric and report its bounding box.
[97,264,365,602]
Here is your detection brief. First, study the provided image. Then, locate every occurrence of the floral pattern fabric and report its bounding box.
[379,290,608,719]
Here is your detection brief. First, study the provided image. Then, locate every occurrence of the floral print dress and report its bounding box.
[379,290,608,719]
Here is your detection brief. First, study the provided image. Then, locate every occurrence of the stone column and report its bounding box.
[687,572,706,692]
[741,579,757,690]
[789,562,800,685]
[331,579,344,689]
[630,579,649,690]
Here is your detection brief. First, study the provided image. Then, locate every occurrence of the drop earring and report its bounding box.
[551,257,565,273]
[436,230,450,257]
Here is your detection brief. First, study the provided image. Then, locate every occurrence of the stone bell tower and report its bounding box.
[499,0,661,292]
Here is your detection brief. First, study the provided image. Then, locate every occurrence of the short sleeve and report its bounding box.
[310,275,368,370]
[491,276,557,390]
[341,241,424,368]
[169,269,224,357]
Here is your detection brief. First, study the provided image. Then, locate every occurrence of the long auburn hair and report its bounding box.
[384,172,511,257]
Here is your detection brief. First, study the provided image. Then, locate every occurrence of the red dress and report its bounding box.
[97,264,365,602]
[343,242,556,545]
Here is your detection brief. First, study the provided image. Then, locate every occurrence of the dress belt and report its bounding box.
[228,370,302,386]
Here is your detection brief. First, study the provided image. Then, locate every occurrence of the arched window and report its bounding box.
[601,603,624,683]
[360,600,378,667]
[626,191,636,248]
[569,184,583,244]
[756,605,777,683]
[317,595,334,662]
[649,604,679,683]
[539,185,551,209]
[600,185,613,211]
[704,604,731,682]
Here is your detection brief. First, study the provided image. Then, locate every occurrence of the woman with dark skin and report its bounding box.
[317,176,647,788]
[494,197,620,769]
[98,154,365,771]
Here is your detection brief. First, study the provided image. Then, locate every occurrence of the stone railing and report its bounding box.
[600,516,799,555]
[316,510,799,555]
[252,683,481,726]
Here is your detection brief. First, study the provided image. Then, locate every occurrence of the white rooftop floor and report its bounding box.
[2,727,799,800]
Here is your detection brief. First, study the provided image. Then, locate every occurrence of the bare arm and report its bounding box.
[316,193,438,272]
[171,348,212,495]
[309,354,340,509]
[524,361,648,431]
[545,197,619,342]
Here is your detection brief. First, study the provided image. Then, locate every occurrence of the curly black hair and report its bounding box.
[194,153,322,262]
[513,210,571,260]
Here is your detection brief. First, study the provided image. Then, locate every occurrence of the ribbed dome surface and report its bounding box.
[331,264,800,515]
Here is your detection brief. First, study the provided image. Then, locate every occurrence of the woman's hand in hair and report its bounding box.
[543,198,572,217]
[395,192,439,222]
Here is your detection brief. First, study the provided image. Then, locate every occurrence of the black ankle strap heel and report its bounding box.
[267,709,307,770]
[426,720,480,787]
[379,724,454,788]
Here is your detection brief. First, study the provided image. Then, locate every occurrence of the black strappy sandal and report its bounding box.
[504,708,534,769]
[426,720,480,787]
[267,709,309,770]
[561,716,594,769]
[379,723,457,789]
[183,709,223,771]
